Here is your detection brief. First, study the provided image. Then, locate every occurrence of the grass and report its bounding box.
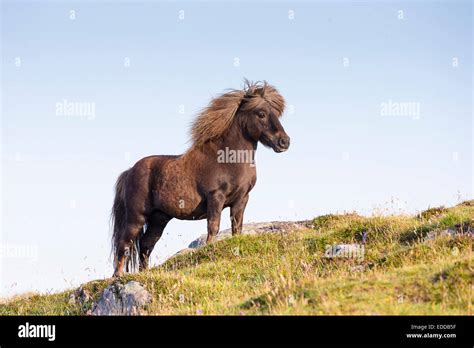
[1,201,472,315]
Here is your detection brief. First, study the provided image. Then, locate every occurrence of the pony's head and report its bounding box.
[191,80,290,152]
[238,80,290,152]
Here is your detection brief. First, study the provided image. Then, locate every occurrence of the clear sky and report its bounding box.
[1,0,472,297]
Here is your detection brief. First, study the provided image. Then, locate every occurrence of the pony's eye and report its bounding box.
[257,111,266,118]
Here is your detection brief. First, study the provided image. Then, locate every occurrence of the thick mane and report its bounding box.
[190,80,285,146]
[190,89,245,146]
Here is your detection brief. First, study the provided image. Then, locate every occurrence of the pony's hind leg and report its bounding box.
[139,211,171,271]
[113,217,146,277]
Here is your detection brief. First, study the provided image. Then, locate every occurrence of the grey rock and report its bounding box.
[74,287,91,304]
[91,281,152,316]
[187,220,312,249]
[424,228,471,241]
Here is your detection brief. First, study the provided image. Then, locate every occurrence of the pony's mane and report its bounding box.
[190,80,285,146]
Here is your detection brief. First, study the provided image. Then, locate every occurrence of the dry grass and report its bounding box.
[1,201,472,315]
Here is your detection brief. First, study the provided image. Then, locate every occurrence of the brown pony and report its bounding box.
[111,80,290,277]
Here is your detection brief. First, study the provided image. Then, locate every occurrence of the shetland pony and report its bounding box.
[111,81,290,276]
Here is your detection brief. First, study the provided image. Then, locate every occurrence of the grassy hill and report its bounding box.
[1,201,472,315]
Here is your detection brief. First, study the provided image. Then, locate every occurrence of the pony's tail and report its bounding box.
[111,169,140,273]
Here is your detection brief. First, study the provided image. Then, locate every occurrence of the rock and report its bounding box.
[91,281,152,316]
[424,225,473,242]
[74,287,91,304]
[187,220,312,249]
[188,236,207,249]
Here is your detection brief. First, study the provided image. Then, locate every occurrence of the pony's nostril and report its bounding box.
[279,137,290,149]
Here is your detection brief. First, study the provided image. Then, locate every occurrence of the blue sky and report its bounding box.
[1,0,472,296]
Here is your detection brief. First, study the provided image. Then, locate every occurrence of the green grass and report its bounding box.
[1,201,472,315]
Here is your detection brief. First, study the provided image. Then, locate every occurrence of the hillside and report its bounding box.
[1,201,472,315]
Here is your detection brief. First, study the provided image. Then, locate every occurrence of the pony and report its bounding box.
[111,80,290,277]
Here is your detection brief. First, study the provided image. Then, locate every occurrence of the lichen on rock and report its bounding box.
[91,281,151,316]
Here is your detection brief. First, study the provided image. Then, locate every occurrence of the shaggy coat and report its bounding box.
[111,80,290,277]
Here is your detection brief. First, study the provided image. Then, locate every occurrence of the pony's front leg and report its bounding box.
[230,194,249,236]
[206,194,225,243]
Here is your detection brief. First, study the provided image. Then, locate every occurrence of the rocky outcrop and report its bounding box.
[91,281,152,316]
[187,220,313,249]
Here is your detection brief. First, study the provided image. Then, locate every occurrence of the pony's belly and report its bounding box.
[175,211,207,221]
[153,189,206,220]
[169,198,207,220]
[162,205,207,221]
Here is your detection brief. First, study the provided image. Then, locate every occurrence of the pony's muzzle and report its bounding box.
[278,136,290,150]
[272,135,290,153]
